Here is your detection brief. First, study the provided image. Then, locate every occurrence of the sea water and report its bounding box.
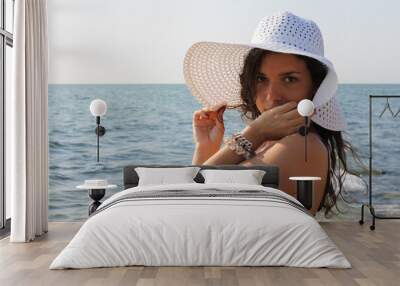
[48,84,400,221]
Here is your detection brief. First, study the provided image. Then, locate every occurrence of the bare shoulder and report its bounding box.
[241,132,329,173]
[277,132,328,159]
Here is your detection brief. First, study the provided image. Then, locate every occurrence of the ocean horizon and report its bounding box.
[49,83,400,221]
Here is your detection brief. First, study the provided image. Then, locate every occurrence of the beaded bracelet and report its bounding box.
[224,132,256,160]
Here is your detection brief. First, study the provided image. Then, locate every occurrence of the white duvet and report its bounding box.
[50,183,351,269]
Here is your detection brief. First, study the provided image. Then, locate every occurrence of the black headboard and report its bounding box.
[123,165,279,189]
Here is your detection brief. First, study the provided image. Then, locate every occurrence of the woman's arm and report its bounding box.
[201,122,266,165]
[193,101,303,165]
[202,102,303,165]
[192,144,219,165]
[191,106,226,165]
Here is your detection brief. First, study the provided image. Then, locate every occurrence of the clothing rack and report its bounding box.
[360,95,400,230]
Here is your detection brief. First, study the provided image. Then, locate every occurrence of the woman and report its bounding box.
[185,11,357,216]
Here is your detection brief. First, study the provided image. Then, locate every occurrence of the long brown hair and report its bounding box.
[238,48,365,216]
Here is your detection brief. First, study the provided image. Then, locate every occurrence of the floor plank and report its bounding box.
[0,221,399,286]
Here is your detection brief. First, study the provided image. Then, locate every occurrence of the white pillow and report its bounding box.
[200,169,266,185]
[135,167,201,186]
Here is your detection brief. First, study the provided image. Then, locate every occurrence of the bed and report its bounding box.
[50,164,351,269]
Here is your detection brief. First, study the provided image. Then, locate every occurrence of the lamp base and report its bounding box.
[298,126,309,136]
[289,177,321,210]
[88,189,106,215]
[95,125,106,136]
[296,180,313,210]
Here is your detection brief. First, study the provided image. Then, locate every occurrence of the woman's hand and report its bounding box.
[251,101,307,141]
[192,105,226,150]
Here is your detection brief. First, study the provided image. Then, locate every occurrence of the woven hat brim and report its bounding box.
[183,41,346,131]
[184,42,251,109]
[312,96,347,131]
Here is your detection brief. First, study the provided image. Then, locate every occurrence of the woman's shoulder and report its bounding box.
[256,131,328,164]
[280,132,327,153]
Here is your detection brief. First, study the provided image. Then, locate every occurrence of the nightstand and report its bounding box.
[289,176,321,210]
[77,179,117,215]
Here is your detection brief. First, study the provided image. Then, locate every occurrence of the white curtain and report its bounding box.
[7,0,49,242]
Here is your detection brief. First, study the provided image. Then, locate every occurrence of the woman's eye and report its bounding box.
[284,76,298,83]
[256,75,266,82]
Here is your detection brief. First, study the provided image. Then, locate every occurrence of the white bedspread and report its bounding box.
[50,183,351,269]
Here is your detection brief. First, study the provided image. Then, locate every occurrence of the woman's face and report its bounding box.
[255,52,314,113]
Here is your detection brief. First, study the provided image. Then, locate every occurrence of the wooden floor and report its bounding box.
[0,221,399,286]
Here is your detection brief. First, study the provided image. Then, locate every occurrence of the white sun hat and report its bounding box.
[183,11,347,131]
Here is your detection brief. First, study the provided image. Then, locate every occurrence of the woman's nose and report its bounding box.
[265,83,284,103]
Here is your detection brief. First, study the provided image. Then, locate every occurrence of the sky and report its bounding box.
[48,0,400,84]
